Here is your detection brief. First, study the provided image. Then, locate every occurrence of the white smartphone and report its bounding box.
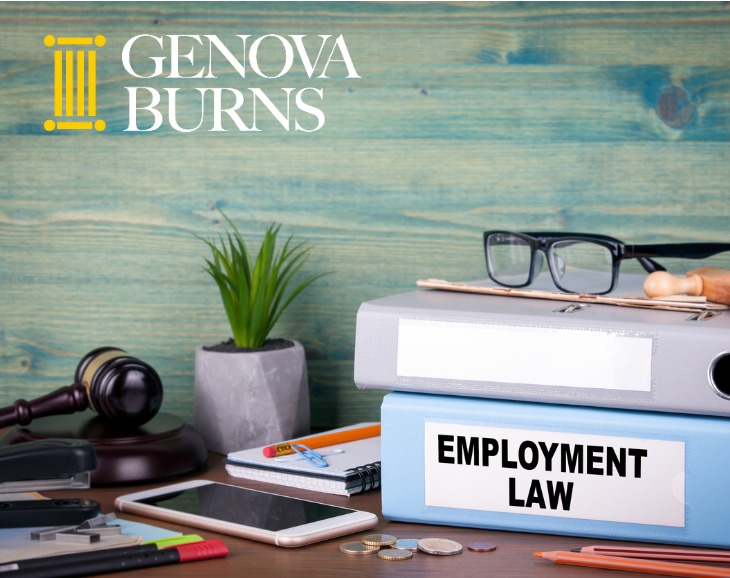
[114,479,378,547]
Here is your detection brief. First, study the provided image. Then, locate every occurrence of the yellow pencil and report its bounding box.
[262,424,381,457]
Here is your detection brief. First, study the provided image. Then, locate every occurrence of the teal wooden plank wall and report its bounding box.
[1,2,729,429]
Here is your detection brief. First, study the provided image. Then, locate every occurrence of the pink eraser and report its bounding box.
[262,446,276,457]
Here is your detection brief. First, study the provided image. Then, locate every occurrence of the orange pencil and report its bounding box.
[262,424,381,457]
[572,545,730,563]
[535,551,730,578]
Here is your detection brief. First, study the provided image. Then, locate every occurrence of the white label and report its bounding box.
[425,422,685,527]
[397,318,652,392]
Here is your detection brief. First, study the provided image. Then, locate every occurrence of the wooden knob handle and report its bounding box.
[0,383,89,429]
[644,271,704,299]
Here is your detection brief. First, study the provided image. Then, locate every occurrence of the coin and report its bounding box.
[467,541,497,552]
[417,537,463,556]
[393,538,420,551]
[362,533,397,547]
[339,541,380,555]
[378,549,413,561]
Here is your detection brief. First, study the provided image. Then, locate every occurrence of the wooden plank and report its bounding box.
[0,2,729,429]
[1,4,729,140]
[2,2,729,66]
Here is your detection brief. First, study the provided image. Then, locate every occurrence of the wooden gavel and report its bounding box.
[644,266,730,305]
[0,347,164,429]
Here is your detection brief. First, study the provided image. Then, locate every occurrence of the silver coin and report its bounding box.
[378,549,413,561]
[339,541,380,555]
[393,538,420,551]
[417,537,463,556]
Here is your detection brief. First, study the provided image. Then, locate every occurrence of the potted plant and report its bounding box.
[193,206,326,454]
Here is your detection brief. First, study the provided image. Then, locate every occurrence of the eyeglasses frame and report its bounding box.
[483,230,730,295]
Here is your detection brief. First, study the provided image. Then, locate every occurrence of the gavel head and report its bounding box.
[74,347,164,426]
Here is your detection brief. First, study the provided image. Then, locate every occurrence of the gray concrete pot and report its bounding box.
[193,340,310,454]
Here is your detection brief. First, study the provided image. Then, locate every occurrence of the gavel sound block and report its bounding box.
[644,266,730,305]
[0,347,207,484]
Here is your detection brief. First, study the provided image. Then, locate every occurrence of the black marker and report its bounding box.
[0,539,228,578]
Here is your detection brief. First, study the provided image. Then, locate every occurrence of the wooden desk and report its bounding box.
[43,452,658,577]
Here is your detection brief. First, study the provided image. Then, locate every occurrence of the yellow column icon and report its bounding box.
[44,35,106,132]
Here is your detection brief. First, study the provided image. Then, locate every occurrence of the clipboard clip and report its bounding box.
[291,444,329,468]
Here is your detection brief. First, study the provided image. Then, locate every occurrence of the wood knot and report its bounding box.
[656,86,692,129]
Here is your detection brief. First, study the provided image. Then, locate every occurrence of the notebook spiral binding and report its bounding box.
[345,461,381,493]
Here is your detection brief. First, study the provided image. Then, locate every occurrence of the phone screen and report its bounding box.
[136,483,358,532]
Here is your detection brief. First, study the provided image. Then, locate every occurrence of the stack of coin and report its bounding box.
[340,533,496,562]
[362,533,397,548]
[340,533,411,561]
[338,541,380,556]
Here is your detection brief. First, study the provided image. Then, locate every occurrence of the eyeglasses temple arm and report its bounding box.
[637,257,666,273]
[628,243,730,274]
[628,243,730,260]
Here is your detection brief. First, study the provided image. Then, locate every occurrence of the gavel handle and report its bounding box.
[0,383,89,429]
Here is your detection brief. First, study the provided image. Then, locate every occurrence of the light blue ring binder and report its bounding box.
[382,392,730,548]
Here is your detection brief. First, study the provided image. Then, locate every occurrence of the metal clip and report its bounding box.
[687,310,721,322]
[554,303,590,314]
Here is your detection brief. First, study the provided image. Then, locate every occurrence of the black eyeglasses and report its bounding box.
[483,231,730,295]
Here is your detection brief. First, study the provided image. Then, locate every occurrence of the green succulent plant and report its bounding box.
[198,206,325,349]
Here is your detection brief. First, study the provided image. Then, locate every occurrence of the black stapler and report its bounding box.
[0,439,97,493]
[0,440,100,527]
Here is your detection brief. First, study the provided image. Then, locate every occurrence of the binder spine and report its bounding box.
[344,461,381,494]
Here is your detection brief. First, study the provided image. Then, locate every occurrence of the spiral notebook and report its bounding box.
[224,423,381,497]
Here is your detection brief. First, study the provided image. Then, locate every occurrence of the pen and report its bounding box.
[572,545,730,563]
[263,423,381,457]
[0,543,161,573]
[0,539,228,578]
[535,550,730,578]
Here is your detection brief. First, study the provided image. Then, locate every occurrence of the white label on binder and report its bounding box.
[397,318,652,391]
[424,421,685,527]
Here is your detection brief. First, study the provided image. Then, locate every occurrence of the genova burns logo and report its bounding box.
[44,35,106,132]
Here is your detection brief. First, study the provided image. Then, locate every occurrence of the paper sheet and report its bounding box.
[417,278,729,313]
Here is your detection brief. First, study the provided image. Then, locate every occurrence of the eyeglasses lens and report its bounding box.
[550,240,614,293]
[487,233,532,286]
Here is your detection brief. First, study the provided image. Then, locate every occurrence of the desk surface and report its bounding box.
[40,452,670,577]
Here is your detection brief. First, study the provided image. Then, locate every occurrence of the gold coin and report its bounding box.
[362,533,397,547]
[417,537,463,556]
[378,549,413,561]
[339,541,380,555]
[393,538,420,551]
